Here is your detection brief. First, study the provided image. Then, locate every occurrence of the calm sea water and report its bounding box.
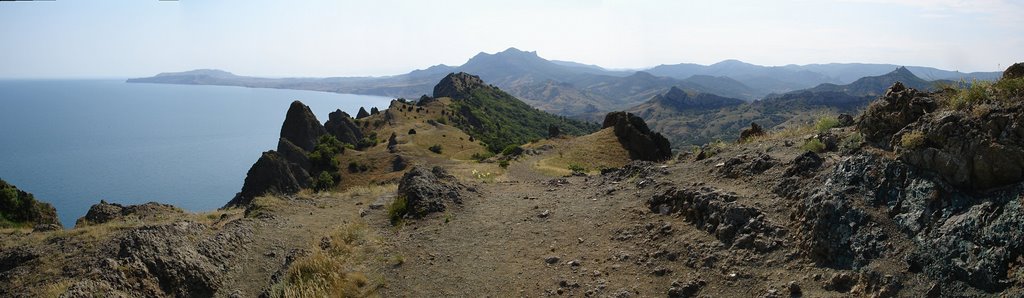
[0,80,392,227]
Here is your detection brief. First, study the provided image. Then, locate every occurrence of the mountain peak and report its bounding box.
[890,66,914,77]
[664,86,689,100]
[433,72,487,99]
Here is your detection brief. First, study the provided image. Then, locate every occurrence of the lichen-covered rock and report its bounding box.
[857,82,937,149]
[895,106,1024,191]
[602,112,672,161]
[396,166,464,218]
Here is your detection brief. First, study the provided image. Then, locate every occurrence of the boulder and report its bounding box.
[857,82,937,150]
[602,112,672,161]
[323,109,364,145]
[228,151,310,206]
[1004,62,1024,80]
[433,72,486,99]
[279,101,326,152]
[737,122,765,143]
[396,166,463,218]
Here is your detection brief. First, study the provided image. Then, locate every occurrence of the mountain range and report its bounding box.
[128,48,1000,118]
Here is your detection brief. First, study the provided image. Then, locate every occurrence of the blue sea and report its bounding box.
[0,80,392,227]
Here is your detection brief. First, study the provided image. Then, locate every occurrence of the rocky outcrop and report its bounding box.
[648,187,785,252]
[433,72,486,99]
[858,74,1024,191]
[396,166,464,218]
[856,82,937,149]
[232,101,335,206]
[229,151,310,206]
[110,220,254,297]
[1004,62,1024,80]
[323,109,364,145]
[75,201,183,227]
[279,101,326,152]
[356,107,370,119]
[0,179,61,228]
[602,112,672,161]
[737,122,764,143]
[387,132,398,153]
[895,102,1024,191]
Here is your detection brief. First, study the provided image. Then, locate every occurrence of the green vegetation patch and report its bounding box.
[802,138,826,153]
[445,87,599,153]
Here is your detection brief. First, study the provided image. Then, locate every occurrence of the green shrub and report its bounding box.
[815,116,840,133]
[498,160,509,169]
[357,132,379,149]
[841,133,864,151]
[314,171,335,192]
[500,144,522,156]
[387,196,408,225]
[900,131,926,149]
[944,80,993,110]
[995,77,1024,98]
[428,144,443,154]
[435,117,448,125]
[471,152,495,162]
[308,135,344,181]
[802,139,826,153]
[568,163,586,173]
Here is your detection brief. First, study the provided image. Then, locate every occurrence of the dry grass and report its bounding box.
[531,128,630,176]
[36,279,75,298]
[270,223,381,298]
[744,123,816,144]
[246,195,285,218]
[900,131,926,149]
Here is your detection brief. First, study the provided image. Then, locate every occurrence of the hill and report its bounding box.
[794,66,935,97]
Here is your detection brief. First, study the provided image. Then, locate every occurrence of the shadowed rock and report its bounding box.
[396,166,464,218]
[324,109,364,145]
[228,151,310,206]
[280,101,326,152]
[602,112,672,161]
[356,107,370,119]
[1004,62,1024,80]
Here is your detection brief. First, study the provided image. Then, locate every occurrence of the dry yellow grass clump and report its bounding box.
[270,223,382,298]
[528,128,630,176]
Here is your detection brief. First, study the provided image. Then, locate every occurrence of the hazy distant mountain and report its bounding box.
[647,60,840,95]
[130,48,1000,119]
[794,66,934,97]
[131,48,756,117]
[788,63,1001,83]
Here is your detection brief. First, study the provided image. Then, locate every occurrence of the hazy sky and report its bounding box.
[1,0,1021,78]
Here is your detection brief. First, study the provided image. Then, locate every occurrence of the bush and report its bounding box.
[387,196,408,225]
[308,135,344,180]
[471,152,495,162]
[802,139,826,153]
[314,171,335,192]
[498,160,509,169]
[357,132,379,149]
[435,117,448,125]
[500,144,523,156]
[408,129,417,135]
[815,116,840,133]
[568,163,586,173]
[428,144,442,154]
[900,131,926,149]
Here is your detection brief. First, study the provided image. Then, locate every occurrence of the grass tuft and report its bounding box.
[900,131,926,149]
[801,139,826,153]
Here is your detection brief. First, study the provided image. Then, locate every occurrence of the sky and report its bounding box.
[1,0,1021,78]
